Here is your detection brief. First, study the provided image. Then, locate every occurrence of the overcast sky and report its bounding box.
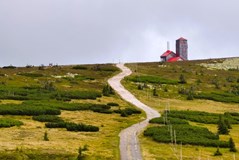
[0,0,238,66]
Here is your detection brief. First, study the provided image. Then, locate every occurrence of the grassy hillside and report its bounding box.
[0,64,144,160]
[124,58,239,160]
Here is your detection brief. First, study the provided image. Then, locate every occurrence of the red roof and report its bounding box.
[160,50,175,57]
[168,56,183,62]
[177,37,187,41]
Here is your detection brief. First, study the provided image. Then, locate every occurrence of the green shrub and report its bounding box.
[214,147,222,156]
[72,65,88,70]
[77,145,88,160]
[144,125,228,148]
[18,72,44,78]
[230,85,239,95]
[75,75,95,81]
[217,115,229,135]
[114,108,142,117]
[153,88,158,96]
[58,103,112,114]
[167,110,239,124]
[66,122,99,132]
[226,76,235,83]
[45,121,99,132]
[32,115,63,122]
[149,117,189,125]
[92,65,119,72]
[128,75,178,85]
[44,131,49,141]
[54,90,102,100]
[0,118,23,127]
[45,122,67,128]
[0,104,61,116]
[3,65,16,69]
[179,74,187,84]
[107,102,119,106]
[229,137,237,152]
[137,84,144,90]
[42,81,56,91]
[102,84,114,96]
[195,92,239,103]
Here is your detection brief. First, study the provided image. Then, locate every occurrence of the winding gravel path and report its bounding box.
[108,63,160,160]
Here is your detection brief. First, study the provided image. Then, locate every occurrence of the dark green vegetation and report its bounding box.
[44,131,49,141]
[32,115,100,132]
[126,59,239,103]
[0,103,61,115]
[0,118,23,127]
[33,115,63,122]
[114,107,142,117]
[144,125,228,148]
[102,84,115,96]
[217,115,230,135]
[229,137,237,152]
[149,117,189,125]
[151,110,239,124]
[214,147,223,156]
[146,110,239,148]
[128,75,178,85]
[46,122,99,132]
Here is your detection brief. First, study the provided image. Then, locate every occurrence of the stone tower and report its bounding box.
[176,37,188,60]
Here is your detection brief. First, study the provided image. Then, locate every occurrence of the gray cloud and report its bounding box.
[0,0,238,66]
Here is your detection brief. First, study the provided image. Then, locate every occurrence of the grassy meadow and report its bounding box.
[124,58,239,160]
[0,64,144,160]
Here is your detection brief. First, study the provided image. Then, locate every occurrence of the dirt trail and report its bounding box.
[108,63,160,160]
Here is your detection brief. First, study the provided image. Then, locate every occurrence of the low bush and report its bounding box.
[179,74,187,84]
[54,90,102,100]
[0,118,23,127]
[114,108,142,117]
[92,65,119,72]
[45,122,67,128]
[149,117,189,125]
[45,121,99,132]
[3,65,16,69]
[66,122,99,132]
[75,75,95,81]
[195,92,239,103]
[32,115,63,122]
[144,125,228,148]
[102,84,114,96]
[17,72,44,78]
[0,104,61,116]
[167,110,239,124]
[107,102,119,106]
[72,65,88,70]
[58,103,111,113]
[128,75,178,85]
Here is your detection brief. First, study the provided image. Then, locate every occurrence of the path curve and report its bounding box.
[108,63,160,160]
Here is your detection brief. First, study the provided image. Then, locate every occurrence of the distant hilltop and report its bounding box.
[160,37,188,62]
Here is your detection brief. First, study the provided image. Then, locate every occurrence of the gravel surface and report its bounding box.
[108,63,160,160]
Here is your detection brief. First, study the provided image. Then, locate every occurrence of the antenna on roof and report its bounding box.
[167,41,170,50]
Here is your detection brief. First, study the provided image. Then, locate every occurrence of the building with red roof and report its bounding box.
[160,37,188,62]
